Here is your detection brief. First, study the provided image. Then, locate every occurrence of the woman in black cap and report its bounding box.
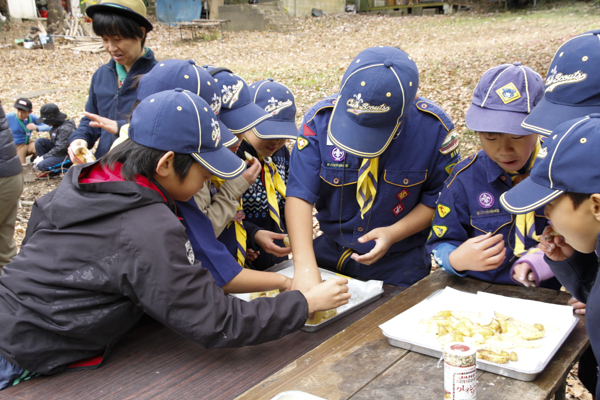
[67,0,157,164]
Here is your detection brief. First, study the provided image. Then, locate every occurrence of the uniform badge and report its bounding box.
[396,189,409,202]
[437,204,451,218]
[297,137,309,151]
[233,209,245,223]
[537,147,548,159]
[496,82,522,104]
[445,162,457,175]
[346,93,390,115]
[330,147,345,162]
[185,240,195,265]
[211,118,221,147]
[439,129,459,155]
[265,97,293,115]
[392,202,405,216]
[210,93,221,115]
[432,225,448,238]
[545,66,587,93]
[302,124,316,136]
[221,80,243,107]
[478,192,495,209]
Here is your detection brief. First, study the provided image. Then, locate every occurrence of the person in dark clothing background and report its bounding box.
[32,103,76,172]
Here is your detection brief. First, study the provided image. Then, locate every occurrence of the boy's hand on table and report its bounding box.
[84,112,119,135]
[242,158,261,185]
[303,277,350,315]
[254,230,292,257]
[350,226,393,265]
[512,262,537,287]
[449,232,506,272]
[538,226,574,261]
[68,139,89,165]
[568,296,586,315]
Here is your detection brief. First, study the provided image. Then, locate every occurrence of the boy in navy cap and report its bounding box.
[427,63,559,288]
[0,89,349,390]
[286,46,461,288]
[500,114,600,400]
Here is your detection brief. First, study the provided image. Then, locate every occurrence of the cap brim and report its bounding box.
[219,103,272,134]
[327,100,400,158]
[219,120,237,147]
[521,96,600,137]
[251,119,298,140]
[192,146,246,180]
[86,4,153,32]
[14,105,30,112]
[500,176,564,214]
[465,105,534,136]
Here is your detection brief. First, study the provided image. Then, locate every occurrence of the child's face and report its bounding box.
[544,194,598,253]
[167,163,212,202]
[229,133,244,153]
[16,109,31,120]
[245,130,287,157]
[478,132,538,172]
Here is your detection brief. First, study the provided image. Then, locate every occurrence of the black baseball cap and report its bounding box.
[14,98,32,112]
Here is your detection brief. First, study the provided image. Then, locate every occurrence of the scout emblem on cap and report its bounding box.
[545,66,587,93]
[210,93,221,115]
[221,80,243,107]
[265,97,293,115]
[496,83,521,104]
[537,146,548,159]
[330,147,345,162]
[346,93,390,115]
[478,192,495,208]
[297,137,309,151]
[211,118,221,146]
[185,240,195,265]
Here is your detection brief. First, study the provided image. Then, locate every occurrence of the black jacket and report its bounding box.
[0,162,307,375]
[42,119,76,159]
[0,101,22,178]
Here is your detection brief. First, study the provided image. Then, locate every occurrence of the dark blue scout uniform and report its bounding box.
[425,149,561,286]
[287,95,461,286]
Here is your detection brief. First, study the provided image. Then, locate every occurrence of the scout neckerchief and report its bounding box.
[357,157,379,219]
[16,114,34,133]
[258,153,286,232]
[211,176,248,268]
[115,48,149,88]
[509,140,541,257]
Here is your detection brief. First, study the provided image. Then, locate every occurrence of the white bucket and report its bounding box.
[23,40,33,49]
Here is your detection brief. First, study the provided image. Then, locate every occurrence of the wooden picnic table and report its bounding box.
[174,19,229,41]
[237,270,590,400]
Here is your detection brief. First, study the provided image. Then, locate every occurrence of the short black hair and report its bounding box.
[101,139,194,182]
[92,12,147,48]
[565,192,592,210]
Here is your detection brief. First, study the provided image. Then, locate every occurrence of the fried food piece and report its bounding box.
[477,349,510,364]
[510,351,518,362]
[249,289,280,300]
[244,151,254,162]
[307,308,337,325]
[74,146,96,163]
[283,237,290,247]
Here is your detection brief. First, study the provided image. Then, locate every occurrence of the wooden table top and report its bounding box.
[237,271,590,400]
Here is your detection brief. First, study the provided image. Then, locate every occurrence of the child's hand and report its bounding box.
[350,226,393,265]
[512,262,537,287]
[279,275,293,293]
[26,123,37,130]
[84,112,119,135]
[242,157,261,185]
[568,296,586,315]
[254,231,292,257]
[68,139,89,165]
[448,232,506,272]
[537,226,574,261]
[245,248,260,262]
[302,277,350,314]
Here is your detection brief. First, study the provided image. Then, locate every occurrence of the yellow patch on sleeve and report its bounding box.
[432,225,448,238]
[297,136,309,151]
[437,204,451,219]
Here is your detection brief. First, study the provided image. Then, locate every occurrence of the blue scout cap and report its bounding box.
[204,66,272,135]
[465,63,544,136]
[137,59,236,147]
[86,0,153,32]
[521,30,600,137]
[500,114,600,214]
[129,89,246,180]
[248,79,298,139]
[328,46,419,158]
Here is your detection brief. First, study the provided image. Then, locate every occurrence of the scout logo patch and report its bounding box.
[396,189,409,202]
[437,204,451,218]
[265,97,293,115]
[445,162,457,175]
[545,66,587,93]
[496,82,521,104]
[439,130,459,155]
[478,192,495,209]
[210,93,221,115]
[297,137,309,151]
[185,240,195,265]
[211,118,221,146]
[392,202,405,216]
[537,146,548,159]
[346,93,390,115]
[233,209,245,223]
[221,80,243,107]
[330,147,345,162]
[432,225,448,238]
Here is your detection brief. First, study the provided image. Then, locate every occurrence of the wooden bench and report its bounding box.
[175,19,229,41]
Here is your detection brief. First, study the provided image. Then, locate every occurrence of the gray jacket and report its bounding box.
[0,101,22,178]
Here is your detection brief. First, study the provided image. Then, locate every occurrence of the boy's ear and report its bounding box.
[155,151,176,177]
[590,194,600,222]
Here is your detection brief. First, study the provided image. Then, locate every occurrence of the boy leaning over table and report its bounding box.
[0,89,350,391]
[501,115,600,400]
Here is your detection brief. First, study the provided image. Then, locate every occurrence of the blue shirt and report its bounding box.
[426,149,547,284]
[6,113,50,145]
[287,95,460,256]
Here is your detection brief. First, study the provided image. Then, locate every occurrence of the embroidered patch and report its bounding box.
[439,129,459,155]
[330,147,346,162]
[478,192,495,209]
[346,93,390,115]
[210,93,221,115]
[537,146,548,159]
[432,225,448,238]
[265,97,293,115]
[297,137,309,151]
[427,230,432,240]
[545,66,587,93]
[396,189,409,202]
[437,204,451,218]
[233,209,245,223]
[221,80,243,107]
[185,240,195,265]
[211,118,221,147]
[302,123,316,136]
[392,202,405,216]
[450,149,460,159]
[496,82,522,104]
[445,162,457,176]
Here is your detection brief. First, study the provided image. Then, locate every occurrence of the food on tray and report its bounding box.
[249,289,280,300]
[420,310,546,364]
[307,309,337,325]
[74,146,96,163]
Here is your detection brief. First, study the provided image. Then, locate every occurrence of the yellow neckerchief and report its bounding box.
[508,140,541,257]
[211,176,247,268]
[356,157,379,219]
[257,153,286,231]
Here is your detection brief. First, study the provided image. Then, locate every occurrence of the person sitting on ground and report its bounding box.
[6,98,50,164]
[32,103,76,172]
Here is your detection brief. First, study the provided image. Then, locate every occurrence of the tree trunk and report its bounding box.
[47,0,64,30]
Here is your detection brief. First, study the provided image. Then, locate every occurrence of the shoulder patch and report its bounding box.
[416,100,454,132]
[297,136,309,151]
[440,129,459,155]
[302,123,316,137]
[446,153,479,188]
[432,225,448,238]
[437,204,451,219]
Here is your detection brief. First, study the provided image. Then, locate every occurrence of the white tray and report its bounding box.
[379,287,579,381]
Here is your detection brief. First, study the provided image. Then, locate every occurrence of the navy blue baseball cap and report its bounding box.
[129,89,246,180]
[501,114,600,214]
[328,46,419,158]
[466,63,544,136]
[249,79,298,139]
[137,59,236,147]
[521,30,600,137]
[205,66,272,135]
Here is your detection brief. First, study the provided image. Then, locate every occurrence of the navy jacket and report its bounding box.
[69,49,157,159]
